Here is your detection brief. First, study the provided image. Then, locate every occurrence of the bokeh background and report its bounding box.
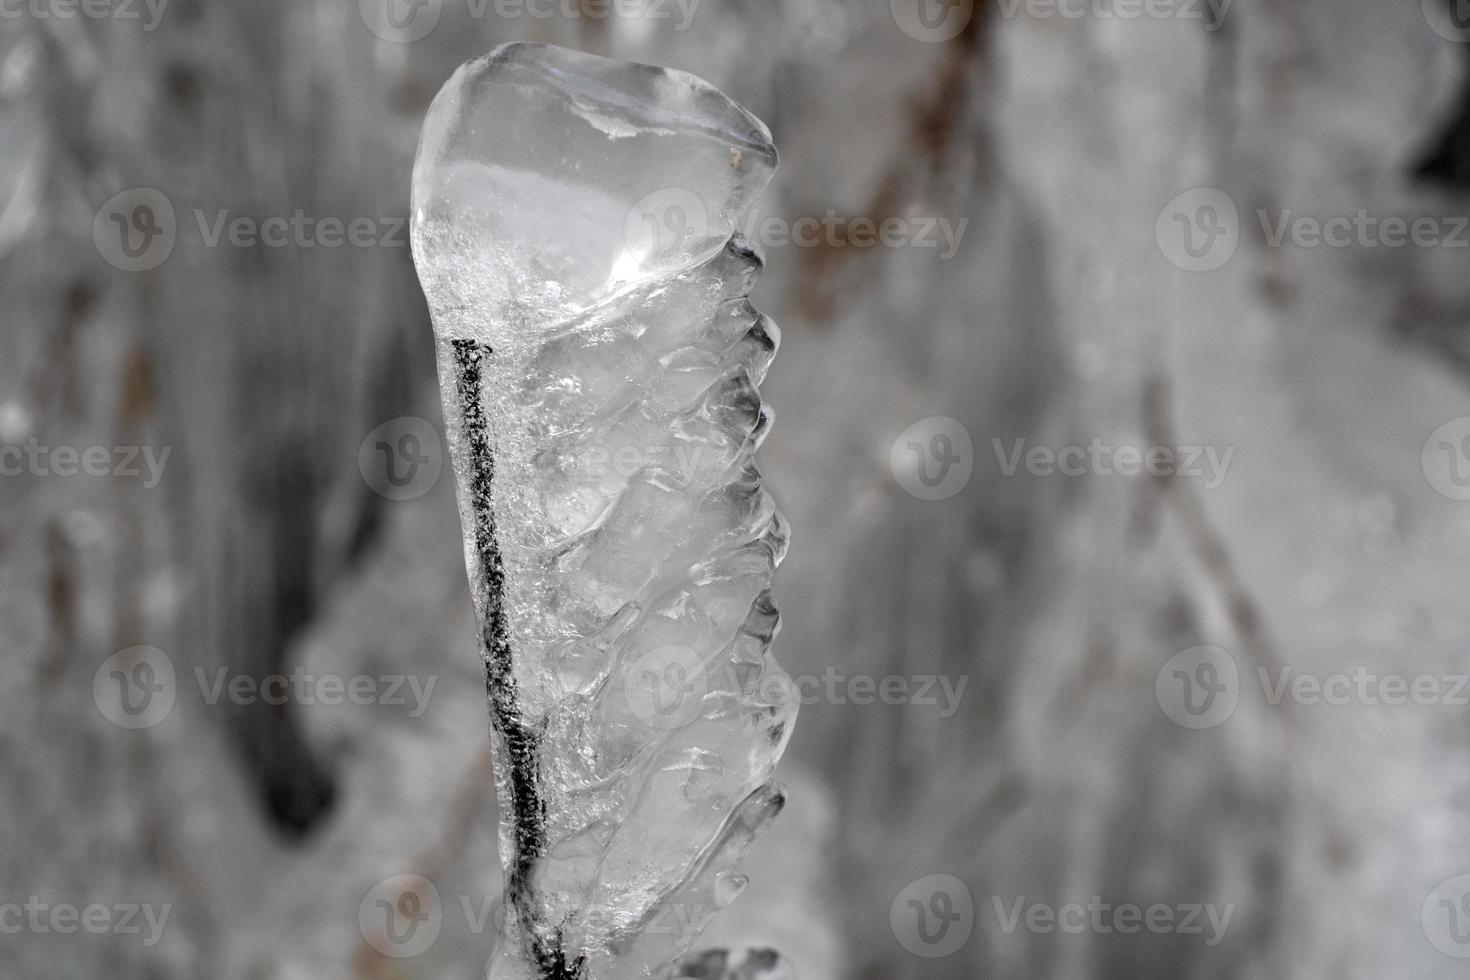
[9,0,1470,977]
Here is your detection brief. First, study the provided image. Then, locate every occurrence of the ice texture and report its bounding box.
[410,43,796,980]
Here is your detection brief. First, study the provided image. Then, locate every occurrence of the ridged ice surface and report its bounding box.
[410,43,796,980]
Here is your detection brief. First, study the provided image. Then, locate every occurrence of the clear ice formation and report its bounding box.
[410,44,797,980]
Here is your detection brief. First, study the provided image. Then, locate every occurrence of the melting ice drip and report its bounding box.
[410,44,797,980]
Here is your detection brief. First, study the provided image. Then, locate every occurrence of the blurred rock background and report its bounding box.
[7,0,1470,977]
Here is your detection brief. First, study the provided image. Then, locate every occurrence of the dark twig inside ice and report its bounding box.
[452,338,585,980]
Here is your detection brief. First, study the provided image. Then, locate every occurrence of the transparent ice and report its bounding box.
[410,43,797,980]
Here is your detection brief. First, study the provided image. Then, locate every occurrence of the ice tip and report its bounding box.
[495,42,772,159]
[424,41,775,172]
[410,41,779,339]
